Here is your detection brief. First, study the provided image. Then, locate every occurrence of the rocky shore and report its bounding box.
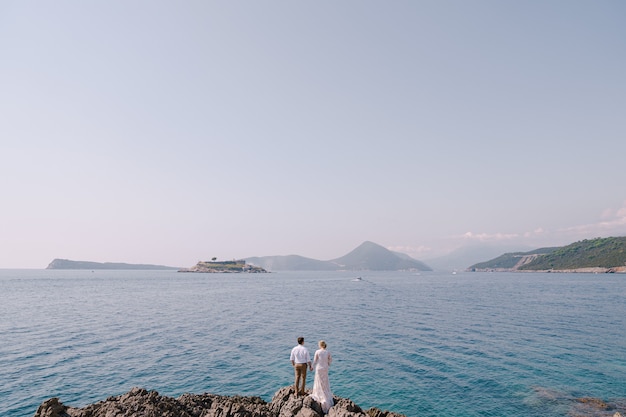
[32,386,626,417]
[34,386,406,417]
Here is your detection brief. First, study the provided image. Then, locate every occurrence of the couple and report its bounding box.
[290,336,334,413]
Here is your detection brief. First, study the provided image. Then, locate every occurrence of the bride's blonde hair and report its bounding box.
[319,340,327,349]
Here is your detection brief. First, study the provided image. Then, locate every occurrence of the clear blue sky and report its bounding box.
[1,1,625,268]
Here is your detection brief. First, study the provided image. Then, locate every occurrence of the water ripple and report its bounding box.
[2,270,626,417]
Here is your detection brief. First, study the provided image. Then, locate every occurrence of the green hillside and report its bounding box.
[469,247,557,270]
[519,236,626,270]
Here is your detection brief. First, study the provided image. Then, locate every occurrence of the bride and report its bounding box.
[310,340,334,413]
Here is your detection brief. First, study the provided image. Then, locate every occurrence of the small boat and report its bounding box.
[351,277,363,282]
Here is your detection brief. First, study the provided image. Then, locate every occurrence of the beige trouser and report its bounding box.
[294,363,308,395]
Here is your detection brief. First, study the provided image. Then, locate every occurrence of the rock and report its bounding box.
[327,398,364,417]
[576,397,610,410]
[34,398,68,417]
[571,396,626,417]
[33,386,406,417]
[366,408,407,417]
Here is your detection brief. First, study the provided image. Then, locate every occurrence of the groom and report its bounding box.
[290,336,312,396]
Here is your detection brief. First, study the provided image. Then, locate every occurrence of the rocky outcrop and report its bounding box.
[531,386,626,417]
[34,386,406,417]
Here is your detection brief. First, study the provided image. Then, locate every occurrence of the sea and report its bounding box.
[1,269,625,417]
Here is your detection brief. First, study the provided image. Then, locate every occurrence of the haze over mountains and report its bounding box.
[246,241,432,271]
[424,242,534,271]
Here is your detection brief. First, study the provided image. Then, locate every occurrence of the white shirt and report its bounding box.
[290,344,311,364]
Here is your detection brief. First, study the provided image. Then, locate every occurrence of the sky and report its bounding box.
[1,1,625,268]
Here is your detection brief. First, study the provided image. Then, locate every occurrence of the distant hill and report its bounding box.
[46,259,179,270]
[247,241,432,271]
[244,255,338,271]
[468,236,626,272]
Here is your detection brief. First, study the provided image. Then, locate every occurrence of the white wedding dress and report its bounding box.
[310,348,334,413]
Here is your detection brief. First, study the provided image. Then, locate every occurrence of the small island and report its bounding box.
[179,259,268,273]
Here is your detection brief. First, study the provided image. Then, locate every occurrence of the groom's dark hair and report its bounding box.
[297,337,304,344]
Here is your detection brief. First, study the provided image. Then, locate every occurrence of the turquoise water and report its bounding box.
[1,269,625,417]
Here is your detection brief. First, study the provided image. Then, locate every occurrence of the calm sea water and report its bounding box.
[1,269,625,417]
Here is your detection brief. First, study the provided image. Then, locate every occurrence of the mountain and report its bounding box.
[468,236,626,272]
[331,241,432,271]
[246,241,432,271]
[46,259,179,270]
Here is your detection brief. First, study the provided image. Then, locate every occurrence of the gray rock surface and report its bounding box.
[34,386,406,417]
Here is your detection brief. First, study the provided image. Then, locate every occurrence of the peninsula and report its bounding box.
[46,259,179,270]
